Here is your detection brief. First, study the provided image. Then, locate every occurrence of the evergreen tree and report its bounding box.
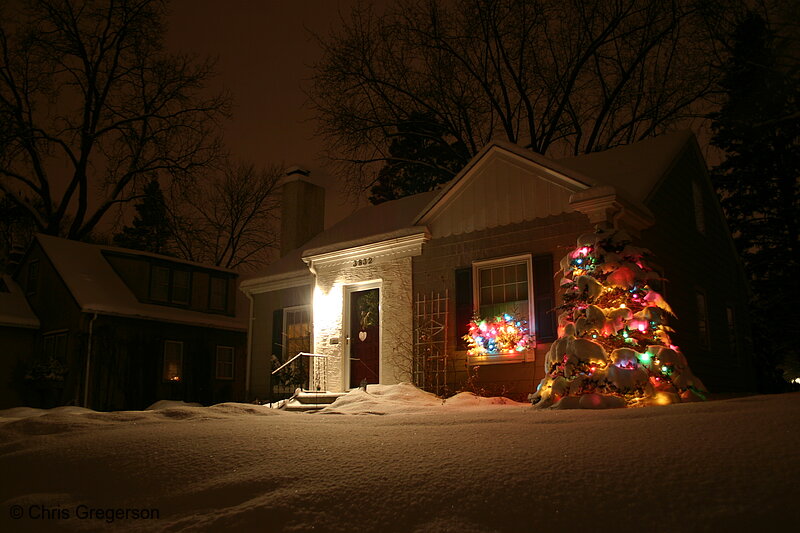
[113,180,172,255]
[369,113,468,204]
[528,228,707,408]
[709,12,799,387]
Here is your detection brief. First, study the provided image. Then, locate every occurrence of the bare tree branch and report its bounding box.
[0,0,230,239]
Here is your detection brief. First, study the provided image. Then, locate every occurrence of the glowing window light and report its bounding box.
[464,314,530,356]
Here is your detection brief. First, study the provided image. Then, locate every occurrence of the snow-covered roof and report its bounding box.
[0,274,39,329]
[243,131,698,289]
[556,130,696,204]
[241,190,439,286]
[35,235,246,331]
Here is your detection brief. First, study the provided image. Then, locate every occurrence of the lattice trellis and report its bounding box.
[413,290,449,396]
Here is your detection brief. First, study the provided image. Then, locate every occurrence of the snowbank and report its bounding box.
[316,382,528,415]
[1,386,798,532]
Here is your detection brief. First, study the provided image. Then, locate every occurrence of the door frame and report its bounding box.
[343,280,382,390]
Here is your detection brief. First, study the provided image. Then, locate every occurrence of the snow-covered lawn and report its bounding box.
[1,384,798,532]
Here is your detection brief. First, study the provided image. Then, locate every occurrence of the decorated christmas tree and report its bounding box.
[530,228,707,408]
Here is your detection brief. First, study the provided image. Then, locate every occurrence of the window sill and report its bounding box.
[467,351,533,366]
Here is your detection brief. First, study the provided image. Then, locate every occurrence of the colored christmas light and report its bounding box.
[530,228,708,408]
[464,314,531,356]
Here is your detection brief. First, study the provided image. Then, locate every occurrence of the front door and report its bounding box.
[348,287,380,388]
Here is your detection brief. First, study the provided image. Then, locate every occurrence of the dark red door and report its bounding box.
[349,288,379,388]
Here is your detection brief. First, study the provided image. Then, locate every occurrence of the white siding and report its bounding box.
[427,153,577,238]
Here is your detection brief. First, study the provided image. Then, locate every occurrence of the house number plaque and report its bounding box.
[352,257,374,267]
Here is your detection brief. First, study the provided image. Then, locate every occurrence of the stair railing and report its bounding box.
[271,352,329,375]
[270,352,331,407]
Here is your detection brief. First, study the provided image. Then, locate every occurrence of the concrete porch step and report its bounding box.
[281,390,347,412]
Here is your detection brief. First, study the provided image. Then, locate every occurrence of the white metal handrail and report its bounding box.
[271,352,329,375]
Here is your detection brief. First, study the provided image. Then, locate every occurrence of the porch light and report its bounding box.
[313,285,342,331]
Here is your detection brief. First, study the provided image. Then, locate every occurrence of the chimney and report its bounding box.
[280,166,325,257]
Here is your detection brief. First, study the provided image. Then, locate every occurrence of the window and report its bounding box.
[163,340,183,382]
[172,270,190,304]
[209,276,228,311]
[150,266,170,302]
[42,331,68,361]
[149,264,192,305]
[473,256,532,325]
[696,292,709,349]
[726,306,737,355]
[215,346,234,380]
[692,181,706,234]
[466,256,534,364]
[27,260,39,295]
[283,306,311,358]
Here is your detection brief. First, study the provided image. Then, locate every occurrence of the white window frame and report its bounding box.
[470,254,535,365]
[163,340,184,382]
[215,345,234,380]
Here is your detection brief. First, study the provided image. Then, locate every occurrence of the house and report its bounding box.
[0,274,39,408]
[240,131,755,402]
[7,235,248,410]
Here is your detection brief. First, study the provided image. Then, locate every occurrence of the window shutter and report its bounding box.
[533,255,556,343]
[455,267,473,350]
[272,309,284,360]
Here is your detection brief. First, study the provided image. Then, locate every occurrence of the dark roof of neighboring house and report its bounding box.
[556,130,695,204]
[0,274,39,329]
[243,131,698,285]
[34,234,246,331]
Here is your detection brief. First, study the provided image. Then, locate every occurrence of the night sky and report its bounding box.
[166,0,370,228]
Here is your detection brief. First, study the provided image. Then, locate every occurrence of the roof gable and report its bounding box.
[415,142,593,238]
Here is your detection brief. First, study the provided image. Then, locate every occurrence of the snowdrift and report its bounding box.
[1,385,798,532]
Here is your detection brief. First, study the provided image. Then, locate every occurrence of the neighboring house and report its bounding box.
[9,235,248,410]
[241,131,755,402]
[0,274,39,408]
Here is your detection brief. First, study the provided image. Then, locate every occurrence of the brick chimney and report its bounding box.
[280,166,325,257]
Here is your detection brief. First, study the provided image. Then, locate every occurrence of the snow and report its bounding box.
[34,234,246,331]
[145,400,203,410]
[242,191,438,285]
[1,384,798,531]
[557,130,695,203]
[0,274,39,328]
